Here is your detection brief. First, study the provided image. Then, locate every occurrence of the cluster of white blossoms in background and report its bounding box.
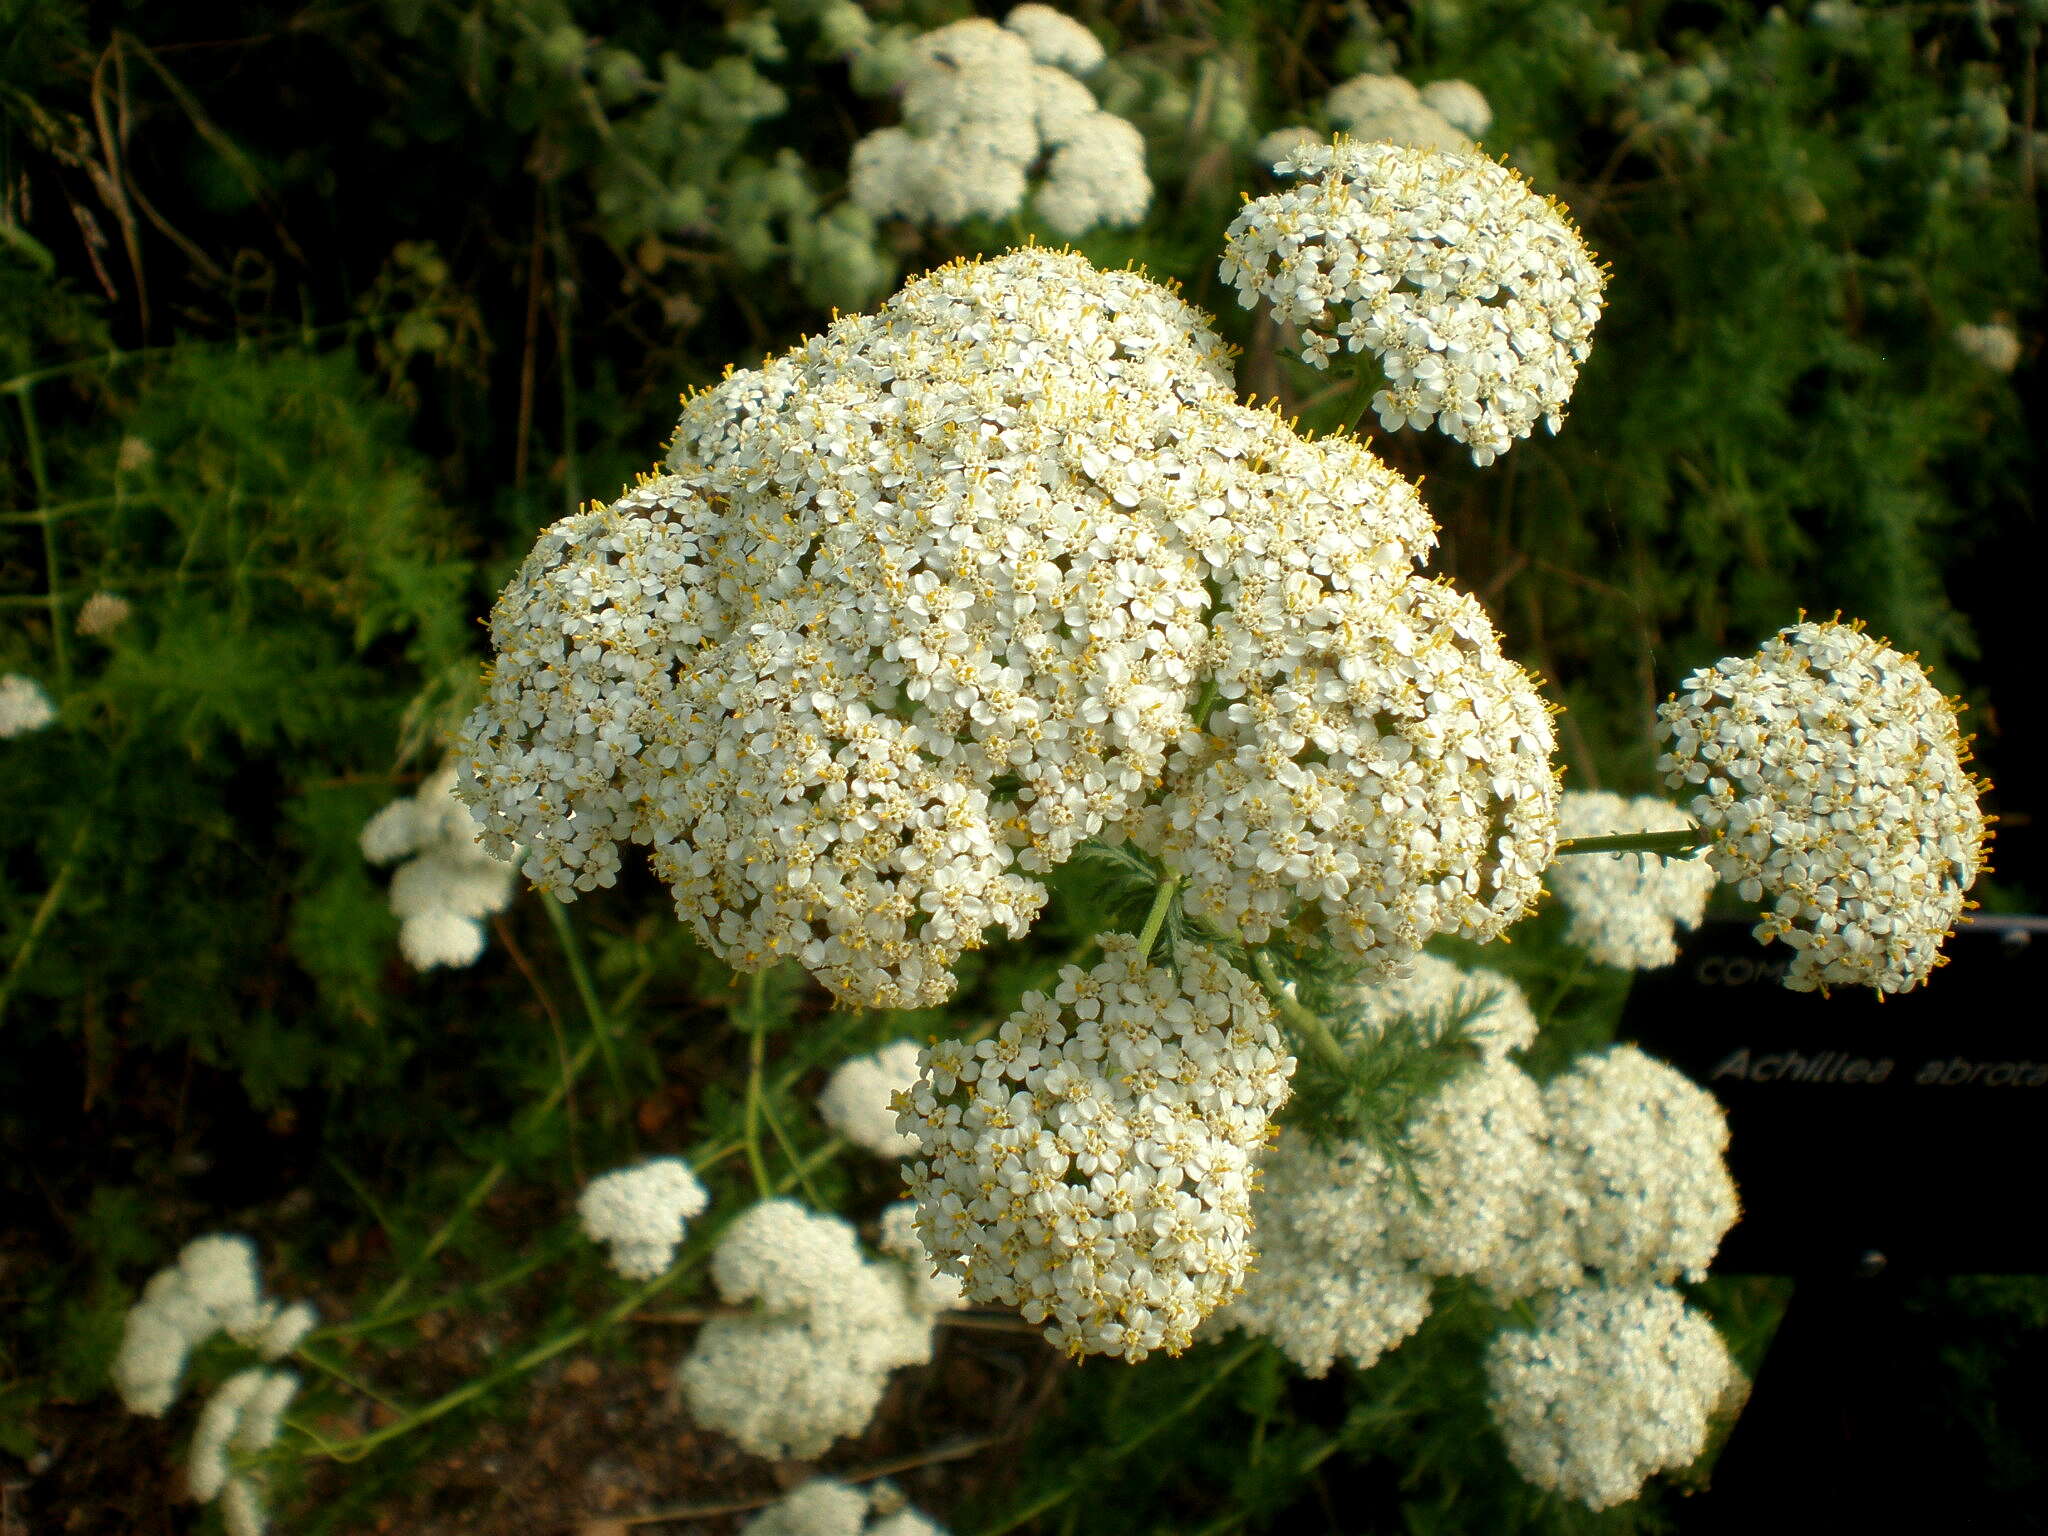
[897,936,1294,1361]
[741,1477,949,1536]
[187,1367,299,1536]
[360,761,519,970]
[1656,618,1991,994]
[848,8,1149,236]
[113,1235,316,1417]
[819,1040,926,1158]
[576,1157,710,1281]
[1222,137,1608,465]
[1953,319,2021,373]
[75,590,133,637]
[111,1236,316,1536]
[676,1199,961,1459]
[1254,73,1493,168]
[1219,959,1542,1371]
[1549,791,1715,970]
[0,672,55,738]
[1485,1283,1736,1511]
[463,245,1555,1008]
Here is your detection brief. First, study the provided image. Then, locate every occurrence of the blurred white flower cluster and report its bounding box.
[1257,72,1492,166]
[0,672,55,737]
[1953,320,2021,373]
[1657,617,1990,994]
[74,589,132,637]
[1220,974,1737,1415]
[676,1198,962,1458]
[360,761,519,970]
[1549,791,1714,969]
[111,1234,316,1536]
[1222,137,1608,465]
[461,245,1557,1010]
[897,936,1294,1362]
[741,1477,948,1536]
[576,1157,710,1280]
[819,1040,926,1158]
[1485,1283,1736,1511]
[849,7,1149,236]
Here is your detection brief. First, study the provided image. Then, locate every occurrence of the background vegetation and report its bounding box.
[2,0,2040,1531]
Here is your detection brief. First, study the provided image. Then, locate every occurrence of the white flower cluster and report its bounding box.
[897,936,1293,1362]
[1656,618,1991,994]
[75,590,133,637]
[1144,573,1560,965]
[576,1157,711,1280]
[465,245,1547,1008]
[112,1236,315,1536]
[0,672,55,738]
[1484,1283,1735,1510]
[1220,961,1543,1372]
[112,1235,316,1418]
[849,8,1148,236]
[819,1040,926,1158]
[1953,320,2021,373]
[360,761,519,970]
[1531,1044,1739,1288]
[741,1477,949,1536]
[1222,1000,1737,1389]
[1328,73,1480,150]
[676,1198,961,1459]
[1221,137,1608,465]
[188,1366,300,1535]
[1549,791,1715,970]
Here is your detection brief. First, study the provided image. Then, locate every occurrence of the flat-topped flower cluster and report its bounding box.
[1657,617,1990,994]
[895,935,1295,1361]
[459,245,1560,1009]
[1549,791,1715,970]
[1222,137,1608,464]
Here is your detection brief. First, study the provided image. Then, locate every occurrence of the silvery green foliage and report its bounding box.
[899,937,1294,1362]
[576,1157,711,1280]
[1222,137,1607,464]
[1548,791,1714,970]
[848,8,1149,235]
[1485,1283,1735,1510]
[675,1199,960,1459]
[1657,619,1990,994]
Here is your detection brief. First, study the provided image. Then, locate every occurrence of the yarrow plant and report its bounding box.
[848,8,1148,236]
[1,671,55,738]
[1222,136,1608,463]
[1656,617,1991,994]
[577,1157,711,1280]
[360,760,520,970]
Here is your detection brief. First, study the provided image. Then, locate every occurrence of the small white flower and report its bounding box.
[1485,1283,1734,1510]
[362,762,518,972]
[1222,136,1607,464]
[75,591,133,637]
[819,1041,926,1158]
[1953,320,2021,374]
[113,1235,286,1417]
[577,1158,710,1281]
[1656,618,1991,994]
[0,673,56,738]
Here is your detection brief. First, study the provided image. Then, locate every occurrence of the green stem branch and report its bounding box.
[1252,950,1352,1075]
[1555,827,1704,858]
[1134,873,1182,959]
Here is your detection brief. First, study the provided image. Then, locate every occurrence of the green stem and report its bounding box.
[372,1164,505,1318]
[15,391,68,691]
[1251,950,1352,1075]
[538,888,625,1105]
[1555,827,1704,858]
[0,814,92,1029]
[742,969,775,1200]
[1134,873,1182,959]
[976,1341,1263,1536]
